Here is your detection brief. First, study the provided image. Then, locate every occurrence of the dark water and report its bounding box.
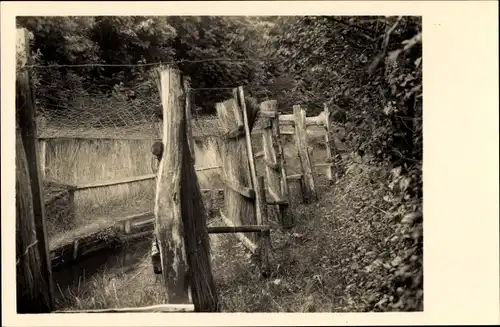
[52,237,152,299]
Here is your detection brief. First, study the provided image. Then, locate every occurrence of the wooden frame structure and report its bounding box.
[214,87,271,276]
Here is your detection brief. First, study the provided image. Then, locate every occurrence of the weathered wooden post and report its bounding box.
[260,100,293,228]
[256,176,271,277]
[293,105,318,202]
[323,103,335,182]
[15,27,54,313]
[154,67,190,305]
[323,104,336,182]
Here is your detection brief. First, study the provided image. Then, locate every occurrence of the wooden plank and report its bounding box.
[223,179,256,199]
[279,113,325,127]
[15,28,54,313]
[215,95,257,243]
[293,105,317,203]
[55,304,195,313]
[154,67,190,304]
[315,163,335,167]
[219,210,258,254]
[260,100,292,227]
[207,225,269,234]
[70,172,224,192]
[257,176,271,277]
[231,88,245,128]
[75,174,156,190]
[323,104,335,182]
[195,165,222,172]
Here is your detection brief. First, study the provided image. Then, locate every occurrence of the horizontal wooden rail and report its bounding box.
[54,304,195,313]
[195,165,222,172]
[69,170,223,192]
[278,113,326,126]
[201,188,224,193]
[75,174,156,190]
[286,174,303,181]
[207,225,269,234]
[223,179,256,199]
[267,200,289,206]
[314,163,334,167]
[219,210,258,254]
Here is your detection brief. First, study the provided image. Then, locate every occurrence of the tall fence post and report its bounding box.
[260,100,293,228]
[323,104,336,182]
[256,176,271,277]
[293,105,318,202]
[15,27,54,313]
[154,67,190,305]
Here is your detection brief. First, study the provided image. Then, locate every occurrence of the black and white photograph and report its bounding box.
[2,1,498,325]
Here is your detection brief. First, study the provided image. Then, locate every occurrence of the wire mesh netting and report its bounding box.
[31,65,163,140]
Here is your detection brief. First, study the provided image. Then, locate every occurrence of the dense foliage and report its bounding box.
[17,16,274,114]
[18,15,422,312]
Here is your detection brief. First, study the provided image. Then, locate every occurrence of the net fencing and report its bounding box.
[31,65,162,140]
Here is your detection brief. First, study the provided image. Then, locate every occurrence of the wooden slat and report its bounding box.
[315,163,334,167]
[293,105,317,203]
[55,304,195,313]
[72,169,218,191]
[279,113,326,127]
[323,104,336,181]
[207,225,269,234]
[195,165,222,172]
[223,179,255,199]
[286,174,303,181]
[257,176,271,277]
[75,174,156,190]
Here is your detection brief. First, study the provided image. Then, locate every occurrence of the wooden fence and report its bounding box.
[44,100,341,270]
